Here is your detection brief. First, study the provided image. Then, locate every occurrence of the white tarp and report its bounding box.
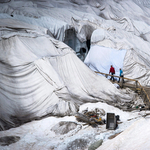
[0,1,150,149]
[84,45,127,77]
[0,0,150,130]
[0,19,134,130]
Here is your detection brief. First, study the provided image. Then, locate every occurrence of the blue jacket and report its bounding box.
[120,69,123,76]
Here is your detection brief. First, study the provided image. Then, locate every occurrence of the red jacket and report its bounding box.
[109,67,115,74]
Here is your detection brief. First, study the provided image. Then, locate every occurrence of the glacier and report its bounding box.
[0,0,150,149]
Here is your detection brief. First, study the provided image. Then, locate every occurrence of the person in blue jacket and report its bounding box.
[118,68,124,83]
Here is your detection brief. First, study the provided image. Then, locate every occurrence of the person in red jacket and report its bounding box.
[109,65,115,81]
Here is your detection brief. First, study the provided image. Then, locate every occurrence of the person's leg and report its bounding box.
[110,72,112,80]
[122,75,125,83]
[120,75,125,83]
[112,73,115,81]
